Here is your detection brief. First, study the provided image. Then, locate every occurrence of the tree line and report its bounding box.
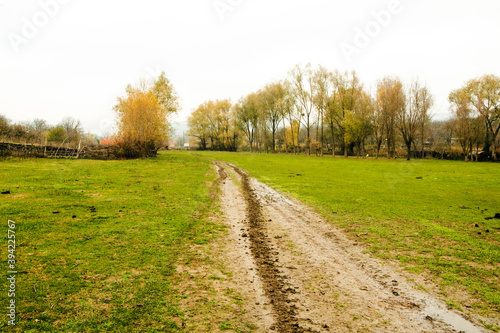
[0,115,96,147]
[188,64,500,161]
[0,72,179,159]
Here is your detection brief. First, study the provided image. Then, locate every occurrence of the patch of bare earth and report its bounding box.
[215,161,489,333]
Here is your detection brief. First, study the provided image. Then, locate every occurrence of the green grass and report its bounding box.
[1,151,499,329]
[0,152,251,332]
[197,151,500,315]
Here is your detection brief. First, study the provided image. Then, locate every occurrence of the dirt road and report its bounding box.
[215,161,486,333]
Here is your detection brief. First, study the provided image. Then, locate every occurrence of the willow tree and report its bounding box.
[397,80,433,160]
[466,75,500,161]
[259,82,287,153]
[312,66,331,156]
[449,87,480,161]
[187,103,211,150]
[289,63,315,155]
[113,72,179,158]
[235,92,260,152]
[376,77,405,158]
[327,70,363,157]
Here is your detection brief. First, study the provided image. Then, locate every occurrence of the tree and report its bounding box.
[188,99,238,151]
[206,99,234,151]
[450,87,474,161]
[113,73,179,158]
[151,72,180,115]
[465,75,500,161]
[47,125,66,143]
[376,77,405,158]
[372,99,385,158]
[327,70,363,157]
[10,124,27,142]
[289,63,316,155]
[0,114,11,140]
[187,103,211,150]
[281,80,301,154]
[60,117,83,144]
[417,88,433,158]
[341,90,373,157]
[397,80,433,160]
[235,92,260,152]
[259,82,287,153]
[312,66,331,156]
[31,118,49,143]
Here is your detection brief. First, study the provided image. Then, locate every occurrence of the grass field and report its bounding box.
[1,151,499,331]
[199,151,500,319]
[0,153,252,332]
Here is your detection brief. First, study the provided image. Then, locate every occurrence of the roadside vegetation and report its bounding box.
[199,151,500,318]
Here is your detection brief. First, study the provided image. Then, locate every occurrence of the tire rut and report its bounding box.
[231,164,308,332]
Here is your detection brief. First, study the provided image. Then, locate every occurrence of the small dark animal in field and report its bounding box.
[1,190,10,194]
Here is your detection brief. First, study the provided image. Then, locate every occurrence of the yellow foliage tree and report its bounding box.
[113,73,179,158]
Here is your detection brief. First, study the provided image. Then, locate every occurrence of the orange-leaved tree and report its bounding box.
[113,73,179,158]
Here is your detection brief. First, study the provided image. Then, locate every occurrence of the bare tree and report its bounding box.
[289,63,316,155]
[235,93,260,152]
[397,80,433,160]
[60,117,83,144]
[312,66,331,156]
[376,77,405,158]
[31,118,49,143]
[259,82,287,153]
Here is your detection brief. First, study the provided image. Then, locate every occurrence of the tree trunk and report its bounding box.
[320,114,324,157]
[330,123,335,157]
[387,137,391,159]
[406,142,412,160]
[492,140,497,161]
[272,129,276,153]
[306,125,310,156]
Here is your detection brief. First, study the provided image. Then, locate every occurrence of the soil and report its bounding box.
[215,161,489,333]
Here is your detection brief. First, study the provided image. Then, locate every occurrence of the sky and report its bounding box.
[1,0,499,136]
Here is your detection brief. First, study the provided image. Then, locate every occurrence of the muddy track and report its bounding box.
[215,161,488,333]
[232,165,305,332]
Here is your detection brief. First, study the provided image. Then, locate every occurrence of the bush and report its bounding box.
[112,139,159,159]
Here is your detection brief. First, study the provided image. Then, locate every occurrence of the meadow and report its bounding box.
[0,153,251,332]
[199,152,500,319]
[0,151,499,331]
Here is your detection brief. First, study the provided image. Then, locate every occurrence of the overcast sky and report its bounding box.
[1,0,499,136]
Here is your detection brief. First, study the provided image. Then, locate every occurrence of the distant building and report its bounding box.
[184,143,190,149]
